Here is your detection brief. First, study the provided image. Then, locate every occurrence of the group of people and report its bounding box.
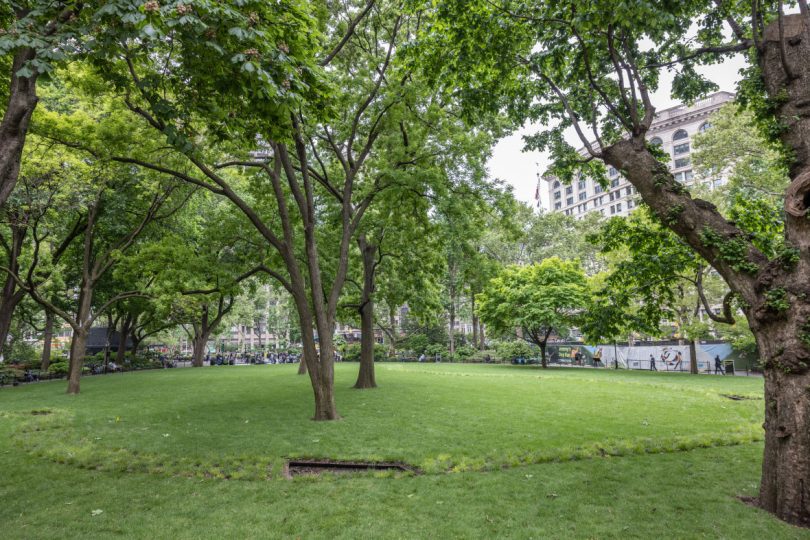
[648,351,727,374]
[204,351,302,365]
[648,350,684,371]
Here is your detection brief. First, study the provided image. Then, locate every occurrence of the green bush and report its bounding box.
[341,343,361,362]
[424,344,448,359]
[339,342,387,362]
[455,345,478,360]
[5,339,38,366]
[0,365,24,382]
[16,357,42,370]
[48,361,69,376]
[495,340,536,361]
[401,333,430,355]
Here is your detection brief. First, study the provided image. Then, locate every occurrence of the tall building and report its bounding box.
[536,91,735,218]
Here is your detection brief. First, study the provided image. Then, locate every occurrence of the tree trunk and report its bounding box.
[0,290,24,359]
[741,16,810,525]
[354,235,377,389]
[130,329,141,359]
[471,292,479,351]
[539,341,547,369]
[103,315,115,371]
[116,316,132,366]
[312,330,338,420]
[295,301,338,419]
[758,348,810,526]
[67,329,87,394]
[355,294,377,388]
[40,310,53,371]
[191,332,209,367]
[387,306,397,355]
[0,224,26,358]
[689,339,698,375]
[0,48,39,207]
[66,285,93,394]
[614,340,619,369]
[478,320,485,349]
[448,290,456,356]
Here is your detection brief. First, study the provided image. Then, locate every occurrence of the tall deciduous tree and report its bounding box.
[0,2,83,206]
[65,0,486,420]
[421,0,810,523]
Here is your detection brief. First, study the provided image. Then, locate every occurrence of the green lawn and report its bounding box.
[0,363,807,539]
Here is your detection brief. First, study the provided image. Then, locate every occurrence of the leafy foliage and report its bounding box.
[477,258,589,354]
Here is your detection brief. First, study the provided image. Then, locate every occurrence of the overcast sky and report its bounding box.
[488,55,748,207]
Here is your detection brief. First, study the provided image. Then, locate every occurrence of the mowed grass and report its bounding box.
[2,364,763,472]
[0,363,807,539]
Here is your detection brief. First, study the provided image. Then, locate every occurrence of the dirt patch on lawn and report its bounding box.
[720,394,762,401]
[284,459,419,478]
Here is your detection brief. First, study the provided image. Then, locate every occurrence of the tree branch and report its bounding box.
[320,0,377,67]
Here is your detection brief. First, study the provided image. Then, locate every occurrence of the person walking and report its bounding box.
[649,353,657,371]
[714,354,725,375]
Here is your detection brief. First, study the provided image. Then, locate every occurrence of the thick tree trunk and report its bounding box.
[478,320,485,349]
[746,16,810,525]
[67,329,87,394]
[758,350,810,526]
[40,310,53,371]
[116,318,131,365]
[539,341,547,369]
[594,16,810,525]
[0,290,24,359]
[0,48,39,207]
[115,327,128,366]
[66,285,93,394]
[354,236,377,389]
[297,307,338,419]
[312,330,338,420]
[0,224,26,358]
[191,332,209,367]
[355,296,377,388]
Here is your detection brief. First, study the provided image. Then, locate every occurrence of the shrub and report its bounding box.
[48,361,69,376]
[424,344,448,358]
[401,333,430,355]
[341,343,361,362]
[495,340,536,361]
[5,339,38,366]
[0,366,24,382]
[455,345,478,360]
[339,342,388,362]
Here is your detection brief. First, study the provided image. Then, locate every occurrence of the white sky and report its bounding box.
[489,56,748,206]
